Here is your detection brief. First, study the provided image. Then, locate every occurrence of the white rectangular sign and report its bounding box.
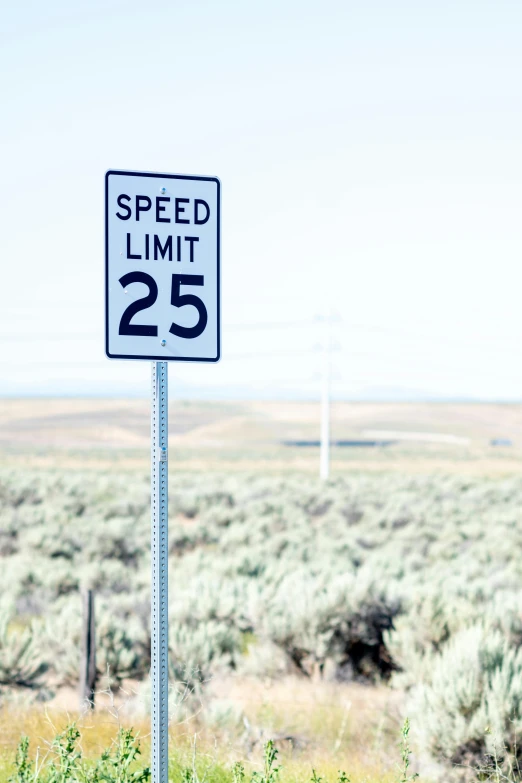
[105,169,220,362]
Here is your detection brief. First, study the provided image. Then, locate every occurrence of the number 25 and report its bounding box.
[118,273,208,339]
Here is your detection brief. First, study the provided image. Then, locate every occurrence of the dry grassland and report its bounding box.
[0,678,404,783]
[0,397,521,476]
[1,397,521,782]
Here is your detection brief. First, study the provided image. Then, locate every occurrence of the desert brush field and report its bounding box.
[1,399,522,783]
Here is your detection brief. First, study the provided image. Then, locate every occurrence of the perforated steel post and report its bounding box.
[151,361,168,783]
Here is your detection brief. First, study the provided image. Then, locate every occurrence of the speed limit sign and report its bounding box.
[105,169,220,362]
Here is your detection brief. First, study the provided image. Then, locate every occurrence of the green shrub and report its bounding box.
[0,610,48,692]
[410,624,522,775]
[5,467,522,774]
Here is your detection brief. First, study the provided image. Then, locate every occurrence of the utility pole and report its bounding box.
[320,313,331,480]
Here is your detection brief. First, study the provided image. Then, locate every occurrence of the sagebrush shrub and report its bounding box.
[0,609,48,692]
[4,467,522,774]
[410,624,522,774]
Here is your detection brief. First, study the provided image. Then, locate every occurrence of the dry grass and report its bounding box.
[0,677,412,783]
[208,677,402,767]
[0,397,521,477]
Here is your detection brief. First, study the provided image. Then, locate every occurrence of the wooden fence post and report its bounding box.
[79,588,96,709]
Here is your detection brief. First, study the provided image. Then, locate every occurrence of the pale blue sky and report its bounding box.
[1,1,521,399]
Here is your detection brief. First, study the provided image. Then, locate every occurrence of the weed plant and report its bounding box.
[6,723,418,783]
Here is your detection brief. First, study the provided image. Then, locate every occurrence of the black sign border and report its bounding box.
[105,169,221,362]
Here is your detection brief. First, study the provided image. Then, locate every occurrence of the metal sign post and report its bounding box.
[105,169,220,783]
[151,361,168,783]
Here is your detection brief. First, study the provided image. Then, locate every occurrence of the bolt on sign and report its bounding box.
[105,169,221,362]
